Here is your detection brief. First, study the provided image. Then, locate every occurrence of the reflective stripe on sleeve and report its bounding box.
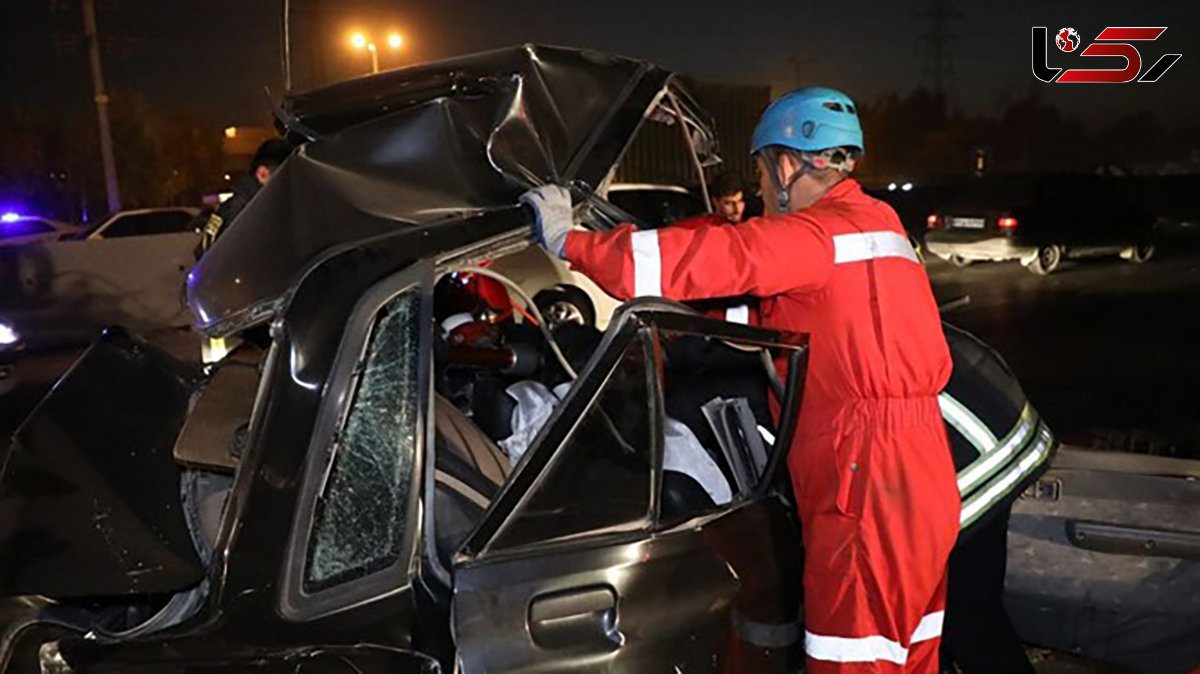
[939,393,998,456]
[631,230,662,297]
[960,423,1054,527]
[804,611,944,664]
[910,610,944,643]
[956,403,1038,493]
[725,304,750,324]
[832,231,920,265]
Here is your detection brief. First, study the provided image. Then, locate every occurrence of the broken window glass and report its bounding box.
[492,341,653,550]
[304,288,422,593]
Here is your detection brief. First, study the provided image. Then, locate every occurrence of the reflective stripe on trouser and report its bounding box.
[629,229,920,299]
[940,397,1057,529]
[791,398,959,673]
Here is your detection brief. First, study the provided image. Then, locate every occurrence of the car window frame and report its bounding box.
[454,314,645,560]
[0,218,56,239]
[279,261,433,622]
[94,210,197,238]
[488,330,661,552]
[456,303,807,561]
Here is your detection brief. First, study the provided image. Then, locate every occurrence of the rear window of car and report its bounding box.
[0,219,55,238]
[98,211,196,238]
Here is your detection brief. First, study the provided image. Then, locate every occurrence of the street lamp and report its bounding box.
[349,31,403,74]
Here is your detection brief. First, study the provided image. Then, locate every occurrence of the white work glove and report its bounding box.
[519,185,574,258]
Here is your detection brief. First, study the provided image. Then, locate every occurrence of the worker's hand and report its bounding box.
[520,185,574,258]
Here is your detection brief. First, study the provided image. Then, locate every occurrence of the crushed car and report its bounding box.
[0,45,1198,674]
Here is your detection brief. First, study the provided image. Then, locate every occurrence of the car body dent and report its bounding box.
[0,328,204,597]
[187,44,716,338]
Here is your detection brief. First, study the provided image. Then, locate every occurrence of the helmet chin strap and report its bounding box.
[763,148,856,213]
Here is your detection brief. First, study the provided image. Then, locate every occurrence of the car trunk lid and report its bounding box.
[0,329,205,597]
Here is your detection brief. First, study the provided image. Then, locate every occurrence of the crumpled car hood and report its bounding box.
[187,44,715,336]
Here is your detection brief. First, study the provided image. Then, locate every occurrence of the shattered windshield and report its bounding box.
[305,289,421,592]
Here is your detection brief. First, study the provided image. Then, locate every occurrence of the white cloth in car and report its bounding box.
[499,381,732,505]
[663,416,732,505]
[499,380,571,465]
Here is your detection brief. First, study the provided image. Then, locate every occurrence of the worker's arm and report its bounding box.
[563,214,835,301]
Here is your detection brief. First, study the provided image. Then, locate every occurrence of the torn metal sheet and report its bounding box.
[187,45,716,337]
[0,328,204,597]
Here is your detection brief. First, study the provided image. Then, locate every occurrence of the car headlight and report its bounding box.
[0,321,20,348]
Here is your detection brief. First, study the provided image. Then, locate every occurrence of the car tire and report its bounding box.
[948,254,973,268]
[1128,241,1156,264]
[1029,245,1062,275]
[534,285,596,328]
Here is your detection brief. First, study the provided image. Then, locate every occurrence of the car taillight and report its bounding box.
[926,214,939,229]
[998,217,1018,230]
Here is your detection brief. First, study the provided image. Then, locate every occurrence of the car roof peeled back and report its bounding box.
[188,45,715,338]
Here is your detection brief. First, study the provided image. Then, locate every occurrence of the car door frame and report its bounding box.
[450,302,808,672]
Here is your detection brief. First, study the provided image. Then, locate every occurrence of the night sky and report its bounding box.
[3,0,1198,129]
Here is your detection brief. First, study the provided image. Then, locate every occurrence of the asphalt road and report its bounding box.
[927,232,1200,460]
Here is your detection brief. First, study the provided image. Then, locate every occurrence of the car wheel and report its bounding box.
[1128,241,1156,264]
[1029,245,1062,275]
[534,286,596,328]
[948,254,973,268]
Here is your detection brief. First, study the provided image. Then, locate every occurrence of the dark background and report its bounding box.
[2,0,1198,220]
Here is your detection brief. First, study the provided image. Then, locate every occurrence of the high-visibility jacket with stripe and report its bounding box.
[566,178,952,417]
[941,324,1058,539]
[567,177,959,666]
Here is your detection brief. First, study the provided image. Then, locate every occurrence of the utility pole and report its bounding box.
[82,0,121,213]
[917,0,961,102]
[281,0,292,91]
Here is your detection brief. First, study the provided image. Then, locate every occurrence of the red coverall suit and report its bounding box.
[563,178,960,672]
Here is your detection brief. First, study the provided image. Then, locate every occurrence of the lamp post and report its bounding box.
[350,31,403,74]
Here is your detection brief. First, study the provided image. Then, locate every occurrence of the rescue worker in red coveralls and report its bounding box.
[521,87,960,672]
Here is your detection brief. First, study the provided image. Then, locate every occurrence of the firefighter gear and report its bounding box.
[197,173,259,257]
[519,185,573,257]
[751,87,863,213]
[552,177,959,671]
[941,324,1057,538]
[750,87,864,156]
[939,324,1057,673]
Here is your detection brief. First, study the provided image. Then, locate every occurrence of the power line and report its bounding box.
[916,0,962,101]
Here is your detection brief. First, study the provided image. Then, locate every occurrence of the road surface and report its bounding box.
[927,232,1200,460]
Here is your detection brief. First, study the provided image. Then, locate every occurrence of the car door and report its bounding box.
[451,306,808,673]
[1006,448,1200,672]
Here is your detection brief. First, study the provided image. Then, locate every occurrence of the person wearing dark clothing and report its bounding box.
[941,506,1033,673]
[938,324,1058,673]
[198,138,292,256]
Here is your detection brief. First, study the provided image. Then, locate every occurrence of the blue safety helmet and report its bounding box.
[750,87,864,156]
